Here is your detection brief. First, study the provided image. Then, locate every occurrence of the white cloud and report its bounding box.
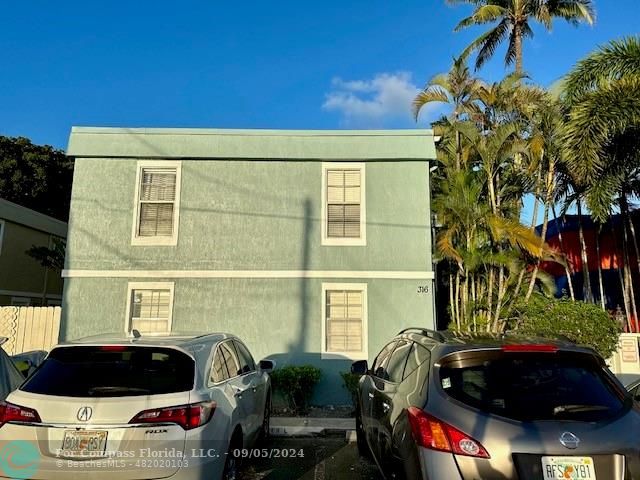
[322,72,436,127]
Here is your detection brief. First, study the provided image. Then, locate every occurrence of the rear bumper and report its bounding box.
[0,425,228,480]
[418,447,462,480]
[0,451,227,480]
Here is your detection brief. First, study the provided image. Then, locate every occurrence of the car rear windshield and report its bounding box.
[439,351,626,422]
[21,346,195,397]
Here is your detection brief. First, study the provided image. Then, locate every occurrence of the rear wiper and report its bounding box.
[88,386,150,395]
[553,404,610,415]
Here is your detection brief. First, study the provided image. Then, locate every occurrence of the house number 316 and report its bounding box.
[417,285,430,294]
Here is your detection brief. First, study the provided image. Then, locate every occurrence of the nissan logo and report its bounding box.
[77,406,93,422]
[559,431,580,449]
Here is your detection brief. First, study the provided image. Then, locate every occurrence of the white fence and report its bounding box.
[0,306,61,355]
[607,333,640,386]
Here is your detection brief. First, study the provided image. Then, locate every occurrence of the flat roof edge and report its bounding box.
[70,127,435,137]
[0,198,67,237]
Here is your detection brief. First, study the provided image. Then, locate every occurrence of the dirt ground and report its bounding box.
[238,434,383,480]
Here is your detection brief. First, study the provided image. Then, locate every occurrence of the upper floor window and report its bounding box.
[131,161,181,246]
[322,163,366,246]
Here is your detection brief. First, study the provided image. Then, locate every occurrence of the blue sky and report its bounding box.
[0,0,638,150]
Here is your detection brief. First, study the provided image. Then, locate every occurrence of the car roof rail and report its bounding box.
[398,327,446,343]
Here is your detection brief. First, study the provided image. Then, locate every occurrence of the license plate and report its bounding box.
[61,430,108,457]
[542,456,596,480]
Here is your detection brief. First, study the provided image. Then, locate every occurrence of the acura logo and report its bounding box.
[559,431,580,449]
[77,406,93,422]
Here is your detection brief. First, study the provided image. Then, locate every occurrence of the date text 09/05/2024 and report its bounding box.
[233,448,305,459]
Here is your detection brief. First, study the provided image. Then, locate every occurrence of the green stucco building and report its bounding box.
[63,127,437,404]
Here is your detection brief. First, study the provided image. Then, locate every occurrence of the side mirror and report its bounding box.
[14,360,33,377]
[351,360,368,375]
[259,359,275,373]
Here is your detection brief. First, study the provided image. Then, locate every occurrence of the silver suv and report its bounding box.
[0,332,273,480]
[352,328,640,480]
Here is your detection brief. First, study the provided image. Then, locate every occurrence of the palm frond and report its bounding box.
[563,36,640,104]
[473,19,512,71]
[548,0,595,26]
[454,4,507,31]
[413,87,450,120]
[488,216,549,258]
[563,77,640,181]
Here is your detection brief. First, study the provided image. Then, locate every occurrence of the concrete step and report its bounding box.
[270,416,355,438]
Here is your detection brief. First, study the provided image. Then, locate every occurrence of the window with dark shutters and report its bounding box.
[137,169,177,237]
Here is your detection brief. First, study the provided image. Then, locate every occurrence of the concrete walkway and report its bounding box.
[239,435,382,479]
[270,417,355,437]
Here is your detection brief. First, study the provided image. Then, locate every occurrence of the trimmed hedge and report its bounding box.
[270,365,321,415]
[514,296,620,358]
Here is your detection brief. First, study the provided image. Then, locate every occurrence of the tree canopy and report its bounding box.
[0,136,73,221]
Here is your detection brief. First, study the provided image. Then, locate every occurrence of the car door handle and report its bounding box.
[232,386,246,397]
[382,402,391,413]
[368,392,374,399]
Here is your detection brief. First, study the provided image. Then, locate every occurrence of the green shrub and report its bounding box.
[340,372,361,407]
[270,365,321,415]
[514,296,620,358]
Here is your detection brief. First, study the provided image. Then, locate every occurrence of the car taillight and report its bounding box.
[98,345,127,352]
[0,401,42,427]
[407,407,490,458]
[129,402,216,430]
[502,344,558,353]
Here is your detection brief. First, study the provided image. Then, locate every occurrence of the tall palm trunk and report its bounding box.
[486,268,495,332]
[514,24,523,75]
[449,272,456,329]
[595,223,606,310]
[526,158,554,301]
[576,200,594,302]
[626,208,640,305]
[621,195,639,330]
[552,205,575,300]
[455,271,462,331]
[611,225,633,330]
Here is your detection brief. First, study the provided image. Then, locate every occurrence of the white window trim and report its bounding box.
[124,282,175,335]
[321,282,368,360]
[321,162,366,246]
[131,160,182,246]
[0,219,5,255]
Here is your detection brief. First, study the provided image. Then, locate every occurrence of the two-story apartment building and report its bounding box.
[0,198,66,306]
[62,127,437,403]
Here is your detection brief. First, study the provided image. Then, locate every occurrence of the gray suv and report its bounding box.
[352,328,640,480]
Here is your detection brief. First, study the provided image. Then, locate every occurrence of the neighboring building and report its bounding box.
[538,213,640,330]
[0,198,67,306]
[62,127,437,403]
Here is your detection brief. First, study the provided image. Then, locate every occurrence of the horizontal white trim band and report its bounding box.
[0,289,62,299]
[61,270,435,280]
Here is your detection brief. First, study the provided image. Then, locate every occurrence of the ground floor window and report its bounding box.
[321,283,367,360]
[125,282,174,334]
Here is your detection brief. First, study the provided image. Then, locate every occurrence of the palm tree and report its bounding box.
[562,36,640,181]
[562,36,640,327]
[434,167,550,331]
[413,58,484,170]
[449,0,595,74]
[413,57,484,122]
